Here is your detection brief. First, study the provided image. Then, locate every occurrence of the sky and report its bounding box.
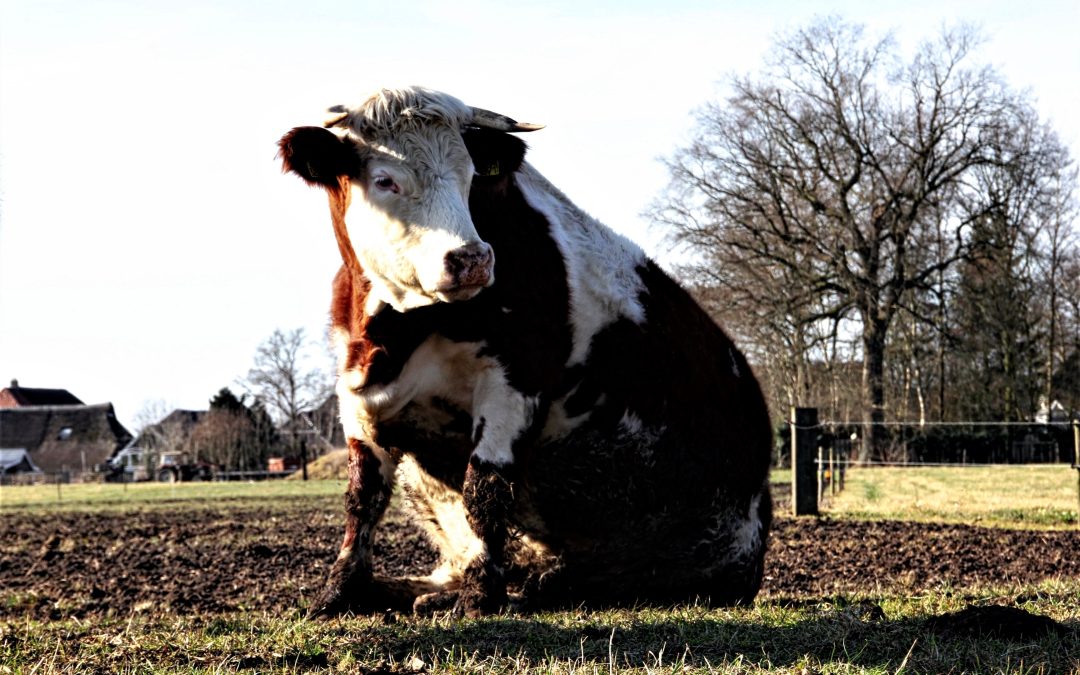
[2,0,1078,432]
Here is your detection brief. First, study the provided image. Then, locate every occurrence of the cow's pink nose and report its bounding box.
[444,242,494,288]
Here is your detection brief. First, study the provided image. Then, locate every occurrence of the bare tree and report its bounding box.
[242,327,333,459]
[131,398,174,437]
[1038,166,1080,408]
[651,18,1074,458]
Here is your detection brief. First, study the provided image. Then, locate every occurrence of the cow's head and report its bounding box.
[279,87,540,310]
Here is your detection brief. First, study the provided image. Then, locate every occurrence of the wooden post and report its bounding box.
[301,437,309,481]
[829,446,837,496]
[817,446,825,505]
[791,407,819,516]
[1073,420,1079,525]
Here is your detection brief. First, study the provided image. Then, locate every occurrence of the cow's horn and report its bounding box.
[470,107,544,132]
[324,105,350,129]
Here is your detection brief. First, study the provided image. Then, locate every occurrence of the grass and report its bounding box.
[2,579,1078,673]
[0,478,347,512]
[826,464,1080,529]
[3,472,1080,672]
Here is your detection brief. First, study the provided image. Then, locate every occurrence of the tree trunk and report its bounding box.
[861,317,888,462]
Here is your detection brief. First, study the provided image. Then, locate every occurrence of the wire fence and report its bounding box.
[787,408,1080,517]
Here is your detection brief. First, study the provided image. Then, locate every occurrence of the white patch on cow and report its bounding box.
[337,335,485,446]
[347,171,479,311]
[730,493,763,554]
[330,325,352,374]
[471,366,539,466]
[539,391,609,442]
[707,490,765,568]
[397,455,484,583]
[514,164,647,365]
[618,410,644,435]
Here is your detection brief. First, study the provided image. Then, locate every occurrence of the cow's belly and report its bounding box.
[512,420,769,580]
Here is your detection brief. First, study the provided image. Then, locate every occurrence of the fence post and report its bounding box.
[829,446,836,496]
[791,407,819,516]
[1073,420,1079,524]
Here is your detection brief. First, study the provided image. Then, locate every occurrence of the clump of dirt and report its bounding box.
[2,498,1079,620]
[926,605,1074,640]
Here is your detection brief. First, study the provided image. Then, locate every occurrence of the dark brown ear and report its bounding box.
[461,126,527,179]
[278,126,358,188]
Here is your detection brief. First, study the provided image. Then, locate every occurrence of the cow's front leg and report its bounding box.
[456,456,513,615]
[308,437,396,617]
[454,370,538,617]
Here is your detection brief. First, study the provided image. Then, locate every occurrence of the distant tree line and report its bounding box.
[191,388,278,471]
[133,327,336,472]
[650,18,1079,459]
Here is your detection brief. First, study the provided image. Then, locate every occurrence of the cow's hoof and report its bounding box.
[308,575,422,618]
[413,590,460,615]
[306,586,354,619]
[305,561,377,619]
[453,580,508,617]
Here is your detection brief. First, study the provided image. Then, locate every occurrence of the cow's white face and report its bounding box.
[279,88,496,311]
[348,123,492,309]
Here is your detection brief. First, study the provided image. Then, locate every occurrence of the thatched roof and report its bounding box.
[0,404,132,473]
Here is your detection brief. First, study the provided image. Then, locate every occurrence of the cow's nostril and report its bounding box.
[444,243,494,287]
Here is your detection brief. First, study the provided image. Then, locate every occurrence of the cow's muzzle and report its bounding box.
[437,242,495,301]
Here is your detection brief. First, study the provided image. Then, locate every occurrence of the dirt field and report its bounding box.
[3,496,1079,620]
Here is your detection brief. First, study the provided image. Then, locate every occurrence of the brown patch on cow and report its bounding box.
[327,175,362,277]
[331,266,382,376]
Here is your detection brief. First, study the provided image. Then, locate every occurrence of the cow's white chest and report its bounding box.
[337,335,486,445]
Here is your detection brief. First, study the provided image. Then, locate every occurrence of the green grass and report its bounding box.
[3,579,1078,673]
[826,465,1080,529]
[3,473,1080,672]
[0,479,347,512]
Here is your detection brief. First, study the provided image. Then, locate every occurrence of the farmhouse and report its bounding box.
[131,409,206,451]
[0,379,84,408]
[0,403,132,474]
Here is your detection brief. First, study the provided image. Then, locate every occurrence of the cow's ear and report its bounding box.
[462,127,527,178]
[278,126,358,188]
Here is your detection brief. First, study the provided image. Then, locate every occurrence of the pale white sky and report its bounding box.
[1,0,1077,431]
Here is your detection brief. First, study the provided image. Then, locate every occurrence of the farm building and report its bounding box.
[0,379,84,408]
[0,448,41,475]
[279,394,346,452]
[0,404,133,475]
[131,409,206,452]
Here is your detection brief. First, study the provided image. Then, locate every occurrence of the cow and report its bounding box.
[277,87,773,617]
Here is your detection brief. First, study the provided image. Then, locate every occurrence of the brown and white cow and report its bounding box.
[278,87,772,617]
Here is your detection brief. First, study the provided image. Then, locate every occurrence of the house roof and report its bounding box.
[0,381,84,407]
[0,448,42,473]
[278,394,345,450]
[0,404,132,473]
[132,409,206,449]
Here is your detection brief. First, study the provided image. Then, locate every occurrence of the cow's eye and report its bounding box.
[373,175,399,193]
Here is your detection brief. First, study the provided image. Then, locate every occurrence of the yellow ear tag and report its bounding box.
[477,161,501,177]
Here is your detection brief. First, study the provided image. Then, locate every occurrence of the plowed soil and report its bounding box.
[3,496,1079,620]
